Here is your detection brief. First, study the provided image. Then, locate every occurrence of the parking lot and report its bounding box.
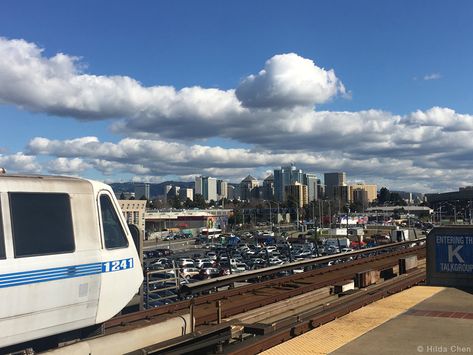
[141,230,363,309]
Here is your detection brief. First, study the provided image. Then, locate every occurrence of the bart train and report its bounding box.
[0,174,143,350]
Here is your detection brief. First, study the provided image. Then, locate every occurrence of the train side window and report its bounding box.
[100,195,129,249]
[0,197,5,259]
[10,192,75,258]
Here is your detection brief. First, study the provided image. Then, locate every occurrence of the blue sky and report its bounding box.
[0,1,473,191]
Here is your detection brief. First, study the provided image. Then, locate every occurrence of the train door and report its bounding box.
[95,190,142,322]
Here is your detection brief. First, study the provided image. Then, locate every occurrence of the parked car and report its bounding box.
[232,263,248,273]
[269,257,284,266]
[206,252,217,260]
[194,268,220,280]
[194,258,212,268]
[199,261,215,269]
[180,267,200,279]
[178,258,195,267]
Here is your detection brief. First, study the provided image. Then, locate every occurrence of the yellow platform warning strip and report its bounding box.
[262,286,444,355]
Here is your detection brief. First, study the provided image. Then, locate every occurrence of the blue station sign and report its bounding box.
[435,235,473,273]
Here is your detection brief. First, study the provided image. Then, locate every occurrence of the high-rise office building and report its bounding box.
[285,182,309,208]
[216,179,228,200]
[324,172,346,200]
[179,188,194,202]
[240,175,259,201]
[134,182,150,200]
[227,185,235,200]
[333,185,350,209]
[262,174,275,200]
[195,176,218,202]
[316,179,324,201]
[163,184,173,202]
[304,173,319,202]
[165,185,180,202]
[274,164,305,202]
[352,188,369,210]
[349,183,377,203]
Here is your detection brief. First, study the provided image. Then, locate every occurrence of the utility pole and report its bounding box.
[312,200,315,227]
[276,202,281,232]
[328,201,332,228]
[265,201,272,227]
[346,206,350,242]
[269,205,272,226]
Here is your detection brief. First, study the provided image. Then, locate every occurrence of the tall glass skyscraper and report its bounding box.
[274,164,305,202]
[195,176,217,202]
[324,172,347,200]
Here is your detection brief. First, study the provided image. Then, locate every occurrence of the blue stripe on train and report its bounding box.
[0,258,134,288]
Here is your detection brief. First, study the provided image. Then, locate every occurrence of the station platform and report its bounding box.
[262,286,473,355]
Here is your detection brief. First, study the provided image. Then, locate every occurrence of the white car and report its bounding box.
[206,252,217,260]
[231,263,248,273]
[269,257,284,265]
[178,258,195,267]
[180,267,200,279]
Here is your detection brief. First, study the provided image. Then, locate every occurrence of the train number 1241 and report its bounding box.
[102,258,134,273]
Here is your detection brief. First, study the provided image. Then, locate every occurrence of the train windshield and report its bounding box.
[100,194,129,249]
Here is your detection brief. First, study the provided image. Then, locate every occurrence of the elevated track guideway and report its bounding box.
[35,239,426,354]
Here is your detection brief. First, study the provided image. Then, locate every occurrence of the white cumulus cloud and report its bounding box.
[0,37,348,142]
[235,53,345,108]
[47,157,91,175]
[0,153,41,174]
[3,36,473,191]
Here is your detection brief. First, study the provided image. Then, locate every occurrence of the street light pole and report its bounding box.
[312,200,315,227]
[269,204,272,226]
[276,202,280,229]
[328,201,332,228]
[346,206,350,239]
[319,199,323,228]
[265,201,272,226]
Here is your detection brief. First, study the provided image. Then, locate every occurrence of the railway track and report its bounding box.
[126,263,426,355]
[106,242,425,334]
[225,268,426,355]
[34,241,426,354]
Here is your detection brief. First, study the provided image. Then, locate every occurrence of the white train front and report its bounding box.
[0,174,143,349]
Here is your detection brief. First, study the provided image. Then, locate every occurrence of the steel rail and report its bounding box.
[225,269,426,355]
[122,266,426,354]
[193,249,425,325]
